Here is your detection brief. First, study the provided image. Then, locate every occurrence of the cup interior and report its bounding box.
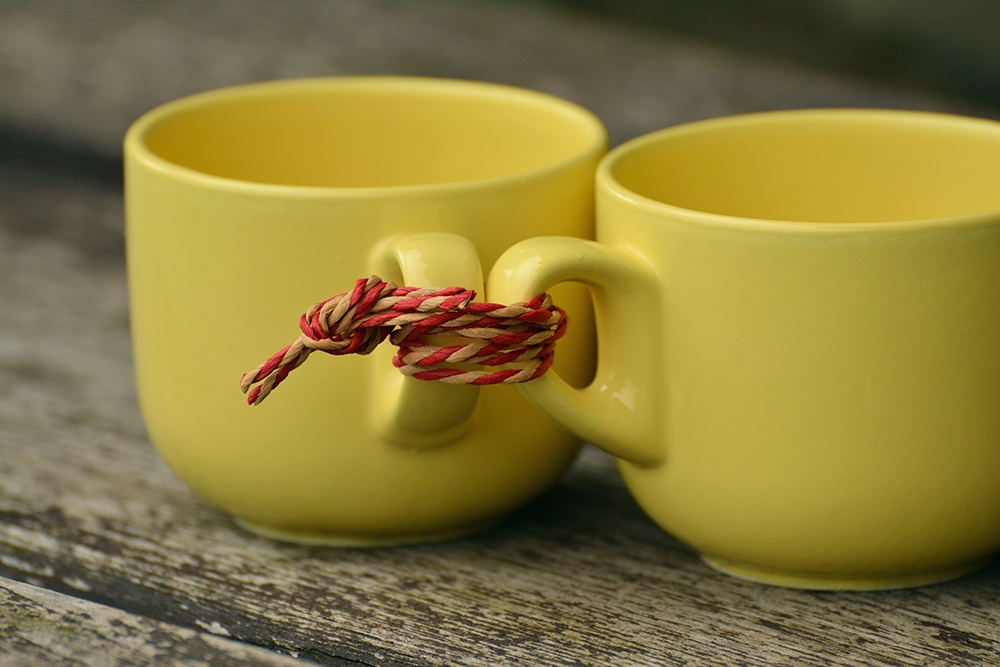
[608,111,1000,223]
[137,78,604,189]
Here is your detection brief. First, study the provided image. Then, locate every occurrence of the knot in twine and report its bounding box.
[241,275,567,405]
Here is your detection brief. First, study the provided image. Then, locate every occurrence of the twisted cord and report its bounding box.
[241,276,566,405]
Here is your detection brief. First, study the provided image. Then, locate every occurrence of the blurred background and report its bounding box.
[563,0,1000,110]
[2,0,999,161]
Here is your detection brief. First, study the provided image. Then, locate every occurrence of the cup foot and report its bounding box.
[233,516,501,547]
[701,554,994,590]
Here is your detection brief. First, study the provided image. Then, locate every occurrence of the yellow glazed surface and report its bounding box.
[489,110,1000,588]
[125,77,606,544]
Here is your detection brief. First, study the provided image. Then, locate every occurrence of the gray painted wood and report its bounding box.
[0,576,316,666]
[2,1,1000,665]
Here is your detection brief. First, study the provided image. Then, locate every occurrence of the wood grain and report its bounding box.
[1,161,998,666]
[3,2,1000,664]
[0,576,316,666]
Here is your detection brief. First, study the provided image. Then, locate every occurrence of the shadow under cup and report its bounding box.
[491,109,1000,589]
[125,77,605,545]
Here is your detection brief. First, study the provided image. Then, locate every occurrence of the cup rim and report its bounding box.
[124,76,608,197]
[597,108,1000,233]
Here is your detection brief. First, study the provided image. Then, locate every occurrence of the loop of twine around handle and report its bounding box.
[240,276,567,405]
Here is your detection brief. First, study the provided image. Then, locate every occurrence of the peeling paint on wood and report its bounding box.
[0,576,315,666]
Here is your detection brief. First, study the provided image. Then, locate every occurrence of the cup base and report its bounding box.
[701,554,994,590]
[233,516,502,548]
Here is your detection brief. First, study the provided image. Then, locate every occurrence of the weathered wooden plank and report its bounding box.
[0,0,990,155]
[3,2,1000,664]
[1,163,999,666]
[0,575,316,666]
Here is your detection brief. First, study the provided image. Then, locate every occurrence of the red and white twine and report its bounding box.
[240,276,566,405]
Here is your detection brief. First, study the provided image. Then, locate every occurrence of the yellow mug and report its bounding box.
[125,77,605,545]
[489,109,1000,589]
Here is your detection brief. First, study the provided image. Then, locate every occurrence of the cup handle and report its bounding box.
[487,237,664,466]
[368,232,485,449]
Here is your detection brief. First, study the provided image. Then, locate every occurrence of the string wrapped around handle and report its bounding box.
[240,276,567,405]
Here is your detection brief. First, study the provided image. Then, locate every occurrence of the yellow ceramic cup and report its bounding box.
[489,109,1000,589]
[125,77,605,545]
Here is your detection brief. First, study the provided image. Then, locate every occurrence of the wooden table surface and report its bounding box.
[2,2,999,665]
